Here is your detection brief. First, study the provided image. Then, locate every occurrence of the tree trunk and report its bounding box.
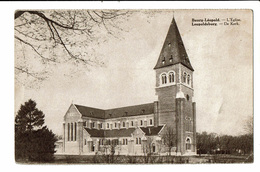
[169,147,172,156]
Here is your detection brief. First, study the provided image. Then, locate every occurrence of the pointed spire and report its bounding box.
[154,17,194,71]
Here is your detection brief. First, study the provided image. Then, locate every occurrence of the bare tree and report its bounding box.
[162,126,177,156]
[142,137,153,163]
[244,115,253,135]
[96,139,121,163]
[15,10,131,87]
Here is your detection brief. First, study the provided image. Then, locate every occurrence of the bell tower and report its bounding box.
[154,17,196,155]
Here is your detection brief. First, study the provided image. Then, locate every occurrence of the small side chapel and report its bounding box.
[61,16,197,156]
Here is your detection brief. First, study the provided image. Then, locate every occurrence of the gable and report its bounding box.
[132,127,145,137]
[140,125,164,136]
[64,104,82,121]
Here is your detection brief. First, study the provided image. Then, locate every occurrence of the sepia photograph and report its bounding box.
[14,9,253,164]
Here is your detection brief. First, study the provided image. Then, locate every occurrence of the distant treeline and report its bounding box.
[196,132,253,155]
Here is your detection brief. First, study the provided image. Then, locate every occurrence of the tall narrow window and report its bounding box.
[187,74,191,85]
[74,122,77,141]
[71,123,73,141]
[186,94,190,101]
[186,138,191,150]
[183,72,187,83]
[126,139,128,145]
[150,119,153,125]
[140,120,143,126]
[139,138,142,144]
[161,74,167,84]
[68,123,70,141]
[152,143,156,152]
[169,72,175,83]
[107,123,109,129]
[131,121,134,126]
[92,144,95,152]
[100,123,103,129]
[115,123,117,128]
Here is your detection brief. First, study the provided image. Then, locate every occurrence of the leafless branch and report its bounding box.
[15,67,47,81]
[15,36,56,63]
[14,28,47,41]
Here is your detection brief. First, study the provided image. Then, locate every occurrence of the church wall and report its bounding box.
[63,105,82,154]
[65,142,79,154]
[82,114,154,130]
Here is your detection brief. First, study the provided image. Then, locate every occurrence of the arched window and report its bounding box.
[68,123,70,141]
[169,72,175,83]
[186,94,190,101]
[187,74,191,85]
[183,72,187,83]
[152,143,156,152]
[74,122,77,141]
[92,144,95,152]
[161,73,167,85]
[186,138,191,150]
[71,123,73,141]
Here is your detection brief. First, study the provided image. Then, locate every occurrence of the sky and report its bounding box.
[15,9,253,137]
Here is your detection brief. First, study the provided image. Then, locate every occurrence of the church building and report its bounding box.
[62,17,196,156]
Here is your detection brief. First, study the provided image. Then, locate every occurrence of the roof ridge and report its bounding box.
[74,104,105,111]
[74,102,154,111]
[104,102,154,111]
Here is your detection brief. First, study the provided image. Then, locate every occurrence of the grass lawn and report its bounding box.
[50,154,253,164]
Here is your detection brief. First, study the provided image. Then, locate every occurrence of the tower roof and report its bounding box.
[154,17,194,71]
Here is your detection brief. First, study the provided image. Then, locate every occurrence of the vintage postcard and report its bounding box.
[14,9,253,164]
